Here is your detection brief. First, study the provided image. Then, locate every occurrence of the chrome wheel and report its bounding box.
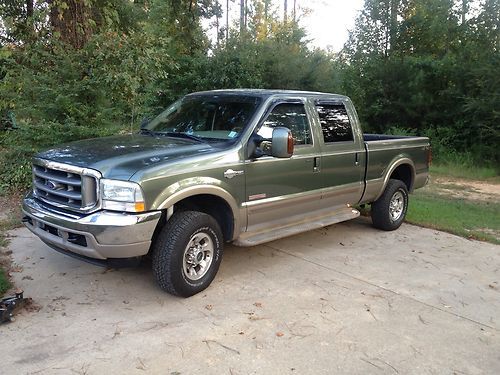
[389,190,405,222]
[183,232,214,281]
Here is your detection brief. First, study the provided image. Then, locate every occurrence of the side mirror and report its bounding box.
[140,117,150,129]
[271,127,294,158]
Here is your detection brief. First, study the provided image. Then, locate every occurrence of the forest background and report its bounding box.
[0,0,498,193]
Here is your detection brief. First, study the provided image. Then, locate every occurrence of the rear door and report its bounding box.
[244,99,323,232]
[312,99,366,207]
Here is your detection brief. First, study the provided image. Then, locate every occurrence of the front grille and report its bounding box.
[32,160,99,211]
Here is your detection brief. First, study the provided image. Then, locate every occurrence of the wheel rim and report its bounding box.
[183,232,214,281]
[389,190,405,222]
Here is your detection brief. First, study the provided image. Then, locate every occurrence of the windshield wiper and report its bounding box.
[164,132,205,143]
[140,128,157,137]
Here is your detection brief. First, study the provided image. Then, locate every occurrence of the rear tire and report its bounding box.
[371,179,409,231]
[152,211,223,297]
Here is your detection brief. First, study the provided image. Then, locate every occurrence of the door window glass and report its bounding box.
[258,103,312,145]
[316,104,354,143]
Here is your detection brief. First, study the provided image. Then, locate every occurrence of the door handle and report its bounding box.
[224,169,244,179]
[355,153,360,166]
[313,157,320,172]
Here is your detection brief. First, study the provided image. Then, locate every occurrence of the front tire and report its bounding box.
[371,179,409,231]
[152,211,224,297]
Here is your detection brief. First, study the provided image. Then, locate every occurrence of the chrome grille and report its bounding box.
[32,159,99,211]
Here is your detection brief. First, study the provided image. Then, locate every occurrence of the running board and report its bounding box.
[234,206,360,247]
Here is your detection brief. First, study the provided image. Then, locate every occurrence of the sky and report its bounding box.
[208,0,365,52]
[298,0,365,51]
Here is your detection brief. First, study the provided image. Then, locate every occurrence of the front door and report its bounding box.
[244,100,323,233]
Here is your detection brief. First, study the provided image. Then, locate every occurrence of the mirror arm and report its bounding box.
[248,133,268,159]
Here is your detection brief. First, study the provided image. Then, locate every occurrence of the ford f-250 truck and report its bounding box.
[22,90,431,297]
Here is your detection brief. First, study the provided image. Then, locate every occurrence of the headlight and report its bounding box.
[100,179,145,212]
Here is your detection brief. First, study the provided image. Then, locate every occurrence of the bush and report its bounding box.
[0,31,173,193]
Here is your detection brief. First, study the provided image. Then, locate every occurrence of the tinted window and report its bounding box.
[258,103,312,145]
[316,104,353,143]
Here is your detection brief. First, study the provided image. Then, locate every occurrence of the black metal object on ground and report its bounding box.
[1,290,27,323]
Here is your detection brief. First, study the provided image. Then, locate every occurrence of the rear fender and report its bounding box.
[374,157,416,201]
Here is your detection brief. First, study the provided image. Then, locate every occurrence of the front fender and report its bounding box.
[152,177,243,240]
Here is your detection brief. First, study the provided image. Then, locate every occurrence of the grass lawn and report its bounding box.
[359,169,500,245]
[0,267,10,296]
[407,191,500,245]
[430,163,499,182]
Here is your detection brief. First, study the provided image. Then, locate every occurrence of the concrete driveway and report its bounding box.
[2,217,499,374]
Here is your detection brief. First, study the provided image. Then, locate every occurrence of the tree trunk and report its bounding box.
[26,0,34,37]
[284,0,288,23]
[216,6,220,46]
[389,0,398,52]
[26,0,33,18]
[240,0,245,34]
[48,0,93,49]
[461,0,468,26]
[226,0,229,40]
[244,0,248,29]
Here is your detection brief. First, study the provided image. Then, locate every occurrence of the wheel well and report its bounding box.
[173,194,234,242]
[389,164,413,191]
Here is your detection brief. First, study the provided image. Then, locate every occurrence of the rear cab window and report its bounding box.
[315,103,354,143]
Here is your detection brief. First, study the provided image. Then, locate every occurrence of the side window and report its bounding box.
[257,103,312,145]
[316,104,354,143]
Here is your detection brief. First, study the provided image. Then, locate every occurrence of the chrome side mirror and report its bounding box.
[271,127,294,158]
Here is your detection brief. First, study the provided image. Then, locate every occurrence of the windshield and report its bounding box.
[145,95,262,142]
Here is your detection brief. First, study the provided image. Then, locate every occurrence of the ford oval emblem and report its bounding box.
[45,180,60,190]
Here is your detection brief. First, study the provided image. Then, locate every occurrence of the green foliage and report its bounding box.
[0,27,172,192]
[0,267,9,296]
[342,0,500,166]
[430,163,498,182]
[0,0,499,195]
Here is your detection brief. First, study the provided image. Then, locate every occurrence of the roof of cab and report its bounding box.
[186,89,348,101]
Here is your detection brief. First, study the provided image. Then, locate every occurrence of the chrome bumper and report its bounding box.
[22,194,161,260]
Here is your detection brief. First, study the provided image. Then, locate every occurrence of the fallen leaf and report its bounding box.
[276,332,284,337]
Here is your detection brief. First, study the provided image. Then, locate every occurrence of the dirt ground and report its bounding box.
[425,176,500,202]
[2,217,499,374]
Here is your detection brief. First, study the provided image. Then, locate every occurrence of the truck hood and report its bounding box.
[36,134,218,180]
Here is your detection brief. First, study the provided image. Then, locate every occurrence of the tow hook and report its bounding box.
[1,290,28,324]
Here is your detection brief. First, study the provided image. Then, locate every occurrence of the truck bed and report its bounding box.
[360,134,430,204]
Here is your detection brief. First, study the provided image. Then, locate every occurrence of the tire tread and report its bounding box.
[371,179,409,231]
[152,211,222,297]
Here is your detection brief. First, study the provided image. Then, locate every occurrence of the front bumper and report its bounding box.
[22,194,161,261]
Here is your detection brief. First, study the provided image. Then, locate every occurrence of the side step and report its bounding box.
[234,206,360,247]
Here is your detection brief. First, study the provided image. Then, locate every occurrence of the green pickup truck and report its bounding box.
[22,90,431,296]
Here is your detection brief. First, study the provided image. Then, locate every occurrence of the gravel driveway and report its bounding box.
[2,217,499,374]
